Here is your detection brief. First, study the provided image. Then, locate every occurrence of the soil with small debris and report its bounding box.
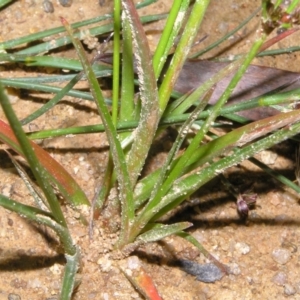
[1,1,300,299]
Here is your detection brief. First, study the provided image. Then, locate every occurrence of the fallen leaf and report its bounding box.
[175,60,300,120]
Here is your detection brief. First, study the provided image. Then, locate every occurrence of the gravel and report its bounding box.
[271,248,292,265]
[178,260,224,283]
[272,272,287,286]
[284,284,296,296]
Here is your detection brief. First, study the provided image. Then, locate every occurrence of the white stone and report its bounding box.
[272,248,292,264]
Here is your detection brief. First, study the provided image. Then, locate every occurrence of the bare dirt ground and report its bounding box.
[1,0,300,299]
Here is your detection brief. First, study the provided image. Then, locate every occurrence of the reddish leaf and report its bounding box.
[122,258,162,300]
[0,119,89,206]
[134,267,162,300]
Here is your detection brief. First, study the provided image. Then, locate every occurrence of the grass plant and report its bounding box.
[1,0,300,298]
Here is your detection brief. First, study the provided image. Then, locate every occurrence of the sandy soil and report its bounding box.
[1,1,300,299]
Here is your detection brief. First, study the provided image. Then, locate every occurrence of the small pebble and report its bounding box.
[274,214,289,224]
[284,284,296,296]
[27,278,42,289]
[102,293,109,300]
[272,271,287,286]
[49,263,62,275]
[59,0,72,7]
[43,0,54,13]
[235,242,250,255]
[270,192,281,206]
[126,256,140,270]
[97,254,112,272]
[260,150,277,164]
[294,281,300,293]
[10,279,27,289]
[8,294,21,300]
[229,262,241,276]
[272,248,292,264]
[178,260,224,283]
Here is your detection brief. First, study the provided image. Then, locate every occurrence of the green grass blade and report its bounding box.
[122,0,160,187]
[190,7,260,58]
[1,71,111,84]
[124,0,211,242]
[152,0,190,78]
[158,0,211,112]
[0,193,53,219]
[0,78,106,102]
[286,0,300,14]
[165,59,243,116]
[119,18,135,123]
[7,151,48,210]
[2,55,110,71]
[0,0,13,9]
[0,193,76,256]
[164,34,265,178]
[112,0,122,125]
[136,222,193,244]
[18,57,111,125]
[248,157,300,193]
[60,247,81,300]
[20,70,84,125]
[91,0,122,223]
[17,22,112,55]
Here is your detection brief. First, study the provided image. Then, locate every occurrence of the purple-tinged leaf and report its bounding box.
[0,119,89,206]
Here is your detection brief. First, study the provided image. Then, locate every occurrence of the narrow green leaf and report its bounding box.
[120,17,135,123]
[0,192,76,256]
[112,0,122,125]
[136,222,193,244]
[159,0,211,112]
[6,151,48,210]
[153,0,190,78]
[0,0,13,9]
[249,157,300,194]
[60,247,81,300]
[122,0,160,187]
[0,193,53,220]
[0,78,105,102]
[2,55,109,71]
[190,7,260,58]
